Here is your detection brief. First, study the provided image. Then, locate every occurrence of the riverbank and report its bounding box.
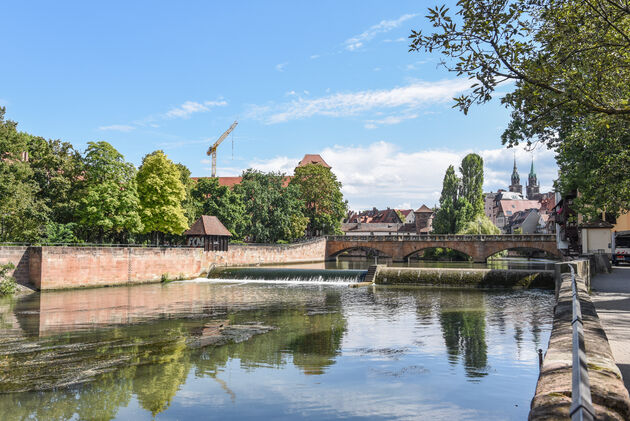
[529,261,630,420]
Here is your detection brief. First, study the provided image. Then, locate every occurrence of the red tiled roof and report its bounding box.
[184,215,232,237]
[298,154,331,168]
[498,200,541,215]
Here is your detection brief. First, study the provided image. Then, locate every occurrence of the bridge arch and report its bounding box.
[404,247,472,262]
[328,246,393,259]
[482,243,561,261]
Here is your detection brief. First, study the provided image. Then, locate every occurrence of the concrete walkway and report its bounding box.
[591,266,630,393]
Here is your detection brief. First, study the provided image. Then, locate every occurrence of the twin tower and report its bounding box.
[509,157,540,200]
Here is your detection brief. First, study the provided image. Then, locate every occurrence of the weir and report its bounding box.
[208,267,367,284]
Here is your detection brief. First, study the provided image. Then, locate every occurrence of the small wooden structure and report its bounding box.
[184,215,232,251]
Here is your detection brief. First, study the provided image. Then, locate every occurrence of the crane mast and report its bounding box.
[207,120,238,177]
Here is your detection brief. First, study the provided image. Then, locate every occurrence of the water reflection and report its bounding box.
[438,291,488,378]
[0,282,554,421]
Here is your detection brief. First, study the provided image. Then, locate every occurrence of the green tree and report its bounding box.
[136,151,188,242]
[433,165,460,234]
[190,177,247,239]
[409,1,630,214]
[459,153,484,217]
[77,141,143,243]
[290,163,347,236]
[236,169,307,243]
[27,136,84,225]
[175,162,197,225]
[0,108,48,242]
[556,116,630,219]
[458,215,501,235]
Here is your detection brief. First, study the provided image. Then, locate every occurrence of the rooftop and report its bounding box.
[184,215,232,237]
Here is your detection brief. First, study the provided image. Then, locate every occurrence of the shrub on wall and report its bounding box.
[0,263,17,296]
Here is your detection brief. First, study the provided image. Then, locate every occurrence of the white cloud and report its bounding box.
[344,14,417,51]
[275,62,288,72]
[310,54,320,59]
[249,79,470,124]
[164,100,227,119]
[97,124,135,132]
[238,142,557,210]
[364,113,418,129]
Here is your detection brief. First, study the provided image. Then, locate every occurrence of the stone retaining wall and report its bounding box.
[3,238,326,290]
[0,246,31,286]
[373,266,555,289]
[529,261,630,420]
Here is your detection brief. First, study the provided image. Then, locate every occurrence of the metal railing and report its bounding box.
[569,265,596,421]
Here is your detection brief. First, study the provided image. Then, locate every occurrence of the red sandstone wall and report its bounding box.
[25,238,326,290]
[0,246,30,286]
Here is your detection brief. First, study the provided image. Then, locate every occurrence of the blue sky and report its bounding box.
[0,1,557,209]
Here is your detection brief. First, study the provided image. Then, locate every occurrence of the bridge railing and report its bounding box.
[325,234,556,242]
[569,265,596,421]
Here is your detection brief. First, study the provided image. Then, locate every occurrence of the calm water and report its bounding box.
[0,280,554,420]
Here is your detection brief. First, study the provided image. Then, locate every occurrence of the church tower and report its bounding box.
[526,157,540,200]
[509,155,522,194]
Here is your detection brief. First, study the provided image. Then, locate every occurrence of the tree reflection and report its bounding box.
[438,291,488,378]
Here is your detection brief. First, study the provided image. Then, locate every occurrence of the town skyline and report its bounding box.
[0,1,557,210]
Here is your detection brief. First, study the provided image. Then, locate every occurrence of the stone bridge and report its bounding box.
[325,234,560,263]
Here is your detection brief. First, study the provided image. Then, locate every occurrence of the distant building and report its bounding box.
[414,205,434,234]
[509,157,523,195]
[505,208,547,234]
[526,159,541,200]
[342,204,433,236]
[495,199,541,232]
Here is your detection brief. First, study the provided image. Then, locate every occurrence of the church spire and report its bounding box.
[529,156,536,177]
[509,151,522,194]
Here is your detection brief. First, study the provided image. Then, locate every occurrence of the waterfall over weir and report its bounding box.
[205,268,367,284]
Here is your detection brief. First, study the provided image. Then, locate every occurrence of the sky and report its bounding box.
[0,1,557,210]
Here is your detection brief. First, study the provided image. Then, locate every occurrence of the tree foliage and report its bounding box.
[77,141,143,242]
[290,163,347,236]
[556,116,630,219]
[410,1,630,214]
[409,0,630,145]
[236,169,307,243]
[433,159,485,234]
[0,108,48,242]
[136,151,188,238]
[458,215,501,235]
[459,153,484,217]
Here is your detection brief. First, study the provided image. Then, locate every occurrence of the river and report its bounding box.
[0,271,554,420]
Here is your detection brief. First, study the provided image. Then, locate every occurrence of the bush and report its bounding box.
[0,263,17,296]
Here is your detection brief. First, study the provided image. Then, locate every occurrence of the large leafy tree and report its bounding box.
[409,1,630,215]
[433,160,483,234]
[459,153,484,218]
[136,151,188,241]
[27,136,84,226]
[433,165,460,234]
[190,177,247,239]
[290,163,347,236]
[556,116,630,219]
[77,141,143,243]
[0,108,48,242]
[236,169,308,243]
[174,163,197,226]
